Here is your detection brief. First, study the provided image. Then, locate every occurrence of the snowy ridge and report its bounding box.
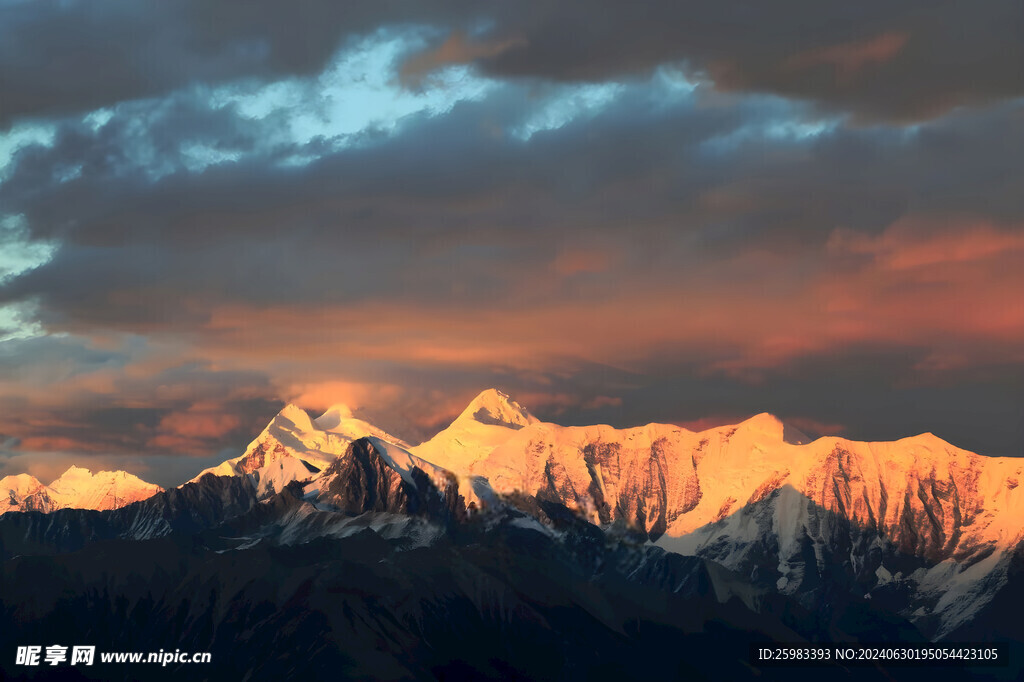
[407,396,1024,640]
[0,473,49,514]
[365,436,450,487]
[449,408,1024,555]
[411,389,537,474]
[190,402,410,496]
[241,499,445,549]
[1,466,162,515]
[5,388,1022,641]
[306,435,490,514]
[472,420,702,535]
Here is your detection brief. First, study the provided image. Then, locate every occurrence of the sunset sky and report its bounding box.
[1,1,1022,486]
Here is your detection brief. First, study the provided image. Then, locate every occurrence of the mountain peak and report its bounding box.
[324,403,355,418]
[313,403,356,430]
[57,465,94,479]
[278,402,306,417]
[2,466,162,515]
[410,389,538,473]
[0,473,43,494]
[274,403,315,431]
[457,389,536,429]
[903,431,956,449]
[736,412,810,445]
[738,412,783,431]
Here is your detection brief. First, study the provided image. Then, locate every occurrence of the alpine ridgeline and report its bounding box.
[1,466,161,514]
[417,395,1024,642]
[2,389,1021,680]
[191,402,410,497]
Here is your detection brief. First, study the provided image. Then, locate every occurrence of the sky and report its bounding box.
[1,1,1022,487]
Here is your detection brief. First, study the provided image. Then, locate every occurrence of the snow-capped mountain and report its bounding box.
[0,473,51,514]
[5,467,906,682]
[5,388,1022,645]
[4,388,1024,675]
[428,399,1024,641]
[434,400,1023,556]
[191,402,410,496]
[1,466,162,514]
[469,419,703,536]
[305,436,472,518]
[411,388,536,474]
[647,415,1024,639]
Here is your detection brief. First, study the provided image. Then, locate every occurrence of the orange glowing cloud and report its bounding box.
[137,403,246,454]
[283,380,405,413]
[828,218,1024,270]
[191,217,1024,386]
[155,405,241,440]
[401,31,525,86]
[819,219,1024,345]
[8,213,1010,455]
[551,248,615,276]
[16,436,110,453]
[786,32,909,81]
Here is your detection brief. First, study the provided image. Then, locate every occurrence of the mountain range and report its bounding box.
[2,389,1021,680]
[1,466,162,515]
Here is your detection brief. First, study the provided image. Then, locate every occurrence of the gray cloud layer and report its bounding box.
[2,1,1021,125]
[0,2,1022,483]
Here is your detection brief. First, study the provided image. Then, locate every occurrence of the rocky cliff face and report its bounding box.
[317,438,420,514]
[311,437,469,524]
[454,408,1023,564]
[472,422,702,539]
[413,398,1023,641]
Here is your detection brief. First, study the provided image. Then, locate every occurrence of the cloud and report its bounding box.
[401,1,1023,121]
[5,80,1022,341]
[283,380,405,414]
[784,32,909,82]
[400,31,524,88]
[828,218,1024,271]
[0,333,281,466]
[0,0,484,125]
[550,248,615,276]
[2,1,1020,129]
[150,403,243,445]
[0,12,1022,481]
[176,214,1024,381]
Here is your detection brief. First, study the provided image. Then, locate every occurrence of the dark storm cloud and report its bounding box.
[0,82,737,327]
[1,1,1022,471]
[3,81,1023,335]
[0,0,483,125]
[582,349,1024,458]
[0,334,128,381]
[2,0,1020,127]
[407,0,1024,121]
